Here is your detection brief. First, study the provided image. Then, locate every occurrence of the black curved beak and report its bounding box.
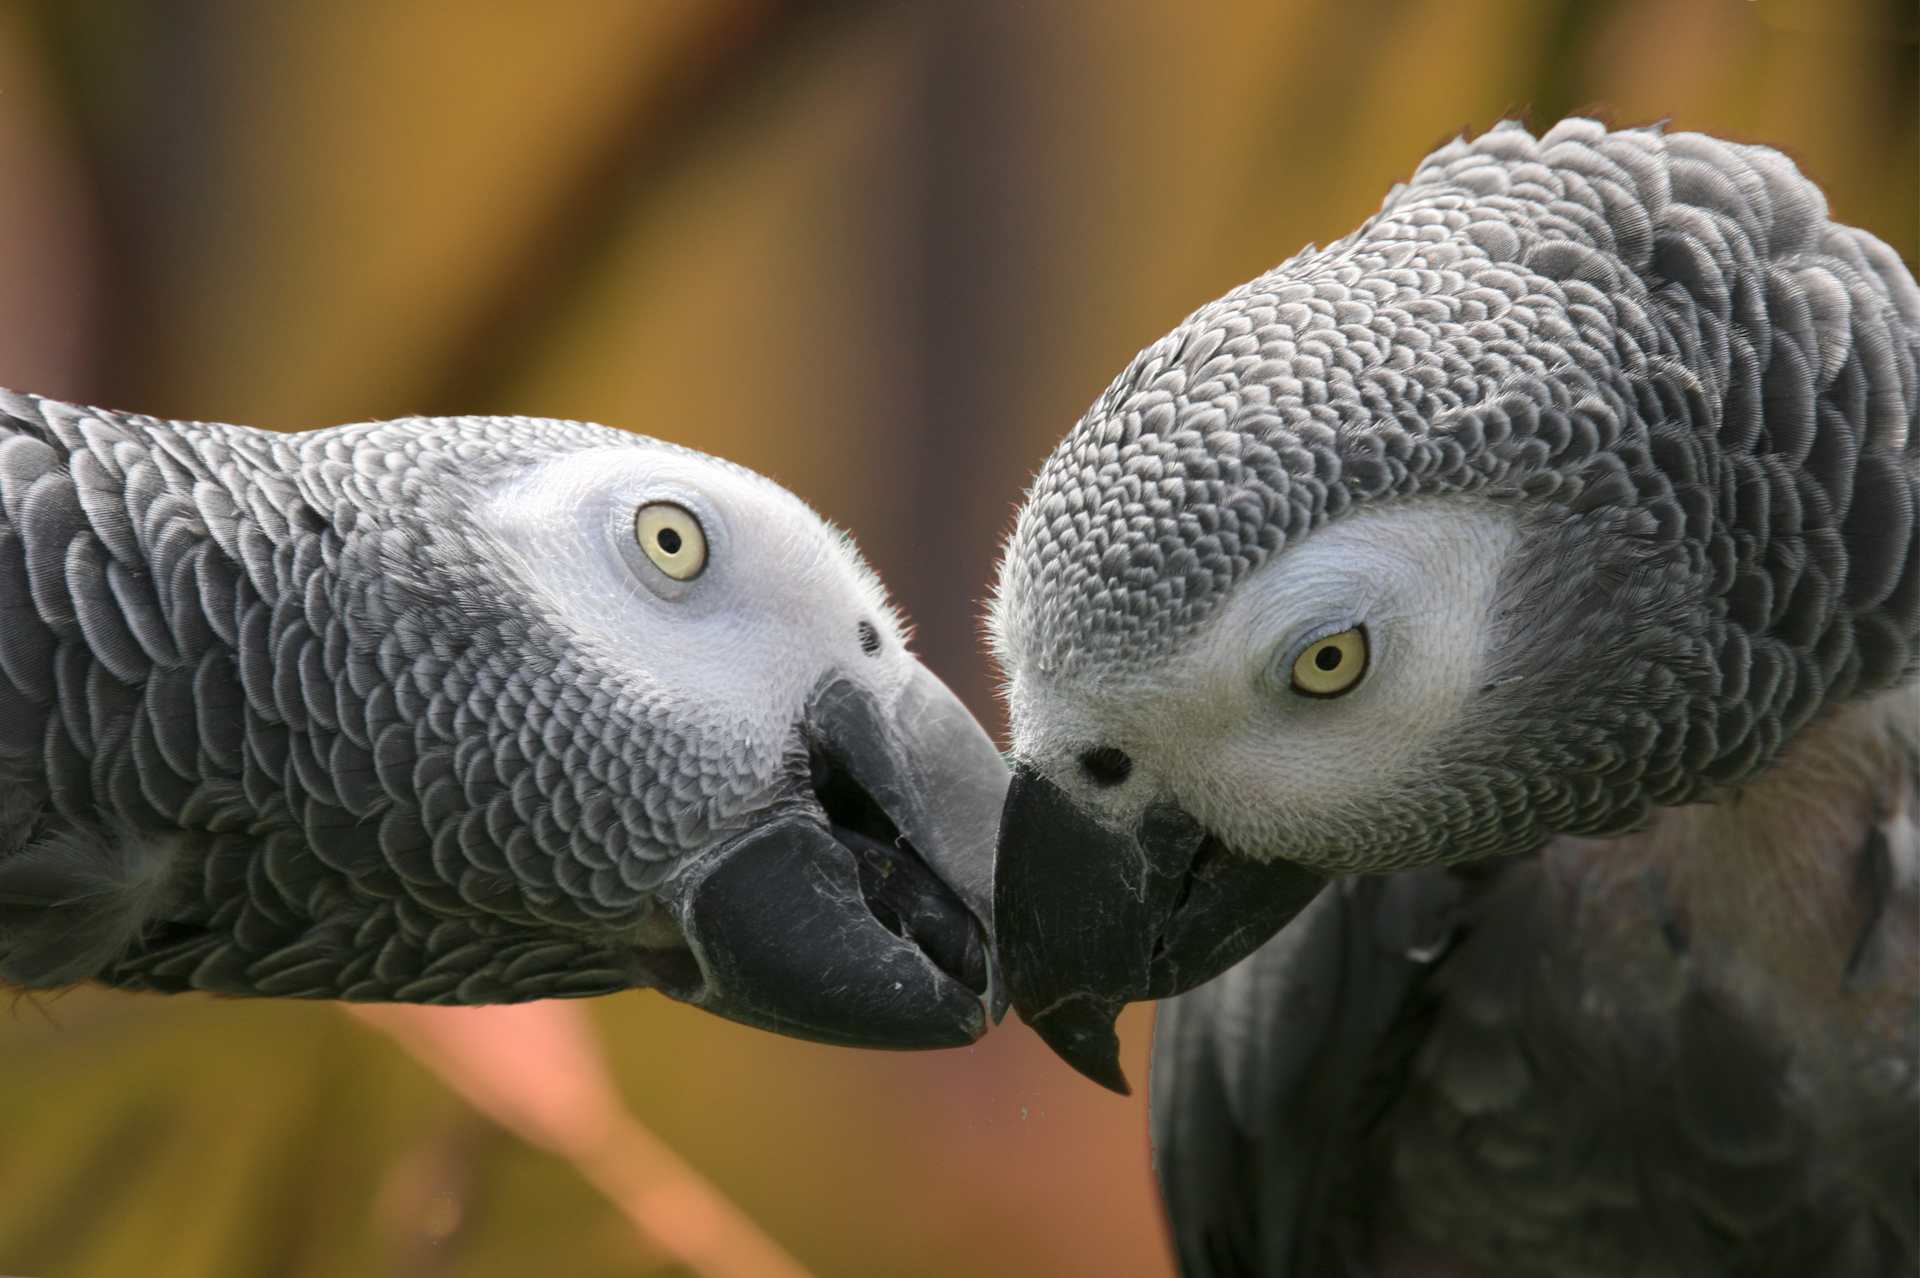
[993,765,1324,1092]
[655,667,1005,1049]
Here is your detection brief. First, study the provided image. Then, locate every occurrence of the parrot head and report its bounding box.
[985,120,1919,1091]
[451,430,1006,1047]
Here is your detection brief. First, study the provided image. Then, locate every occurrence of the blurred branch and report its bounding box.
[349,1002,817,1278]
[415,0,878,412]
[11,2,189,405]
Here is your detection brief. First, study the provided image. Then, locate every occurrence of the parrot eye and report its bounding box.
[1290,626,1368,698]
[635,502,708,580]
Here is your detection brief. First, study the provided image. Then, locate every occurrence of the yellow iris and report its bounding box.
[1290,627,1368,697]
[635,502,708,580]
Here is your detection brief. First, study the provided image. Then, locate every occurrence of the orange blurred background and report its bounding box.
[0,3,1911,1275]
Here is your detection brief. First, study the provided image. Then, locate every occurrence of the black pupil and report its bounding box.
[1314,644,1343,672]
[857,620,882,656]
[656,527,683,555]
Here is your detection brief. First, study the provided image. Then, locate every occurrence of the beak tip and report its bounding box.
[1024,996,1133,1095]
[1061,1041,1134,1097]
[944,1001,992,1047]
[1086,1061,1133,1097]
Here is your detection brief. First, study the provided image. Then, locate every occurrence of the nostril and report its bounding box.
[1079,746,1133,788]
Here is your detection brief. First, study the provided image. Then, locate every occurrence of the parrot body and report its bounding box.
[1154,686,1916,1275]
[987,120,1918,1274]
[0,391,1003,1047]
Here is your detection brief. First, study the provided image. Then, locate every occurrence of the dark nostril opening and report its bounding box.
[1079,746,1133,788]
[857,620,882,656]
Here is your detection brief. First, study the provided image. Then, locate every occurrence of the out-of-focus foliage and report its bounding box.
[0,2,1911,1275]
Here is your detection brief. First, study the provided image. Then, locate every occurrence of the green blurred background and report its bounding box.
[0,2,1911,1275]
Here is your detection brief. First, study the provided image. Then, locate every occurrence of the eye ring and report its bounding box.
[1290,626,1368,698]
[635,502,708,581]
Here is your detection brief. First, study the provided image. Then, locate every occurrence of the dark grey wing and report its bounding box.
[1375,732,1916,1277]
[0,392,291,988]
[1148,869,1464,1278]
[0,391,650,1001]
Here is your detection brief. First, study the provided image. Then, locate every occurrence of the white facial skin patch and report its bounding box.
[478,446,913,831]
[1009,501,1522,864]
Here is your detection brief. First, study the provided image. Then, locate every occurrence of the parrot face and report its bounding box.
[991,492,1703,1090]
[468,440,1005,1046]
[985,119,1920,1091]
[1000,502,1522,877]
[0,398,1004,1050]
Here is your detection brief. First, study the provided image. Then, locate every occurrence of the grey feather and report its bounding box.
[0,397,760,1000]
[1150,871,1464,1277]
[1157,743,1918,1276]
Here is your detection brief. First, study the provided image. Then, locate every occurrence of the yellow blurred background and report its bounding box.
[0,3,1911,1275]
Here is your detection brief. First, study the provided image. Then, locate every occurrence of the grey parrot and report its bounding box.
[988,119,1918,1274]
[0,390,1006,1049]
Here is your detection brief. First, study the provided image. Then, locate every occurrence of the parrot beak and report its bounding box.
[992,764,1324,1093]
[654,666,1005,1049]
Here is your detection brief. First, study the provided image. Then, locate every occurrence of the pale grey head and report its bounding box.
[988,118,1920,1089]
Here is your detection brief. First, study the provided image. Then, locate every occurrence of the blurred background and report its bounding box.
[0,2,1911,1275]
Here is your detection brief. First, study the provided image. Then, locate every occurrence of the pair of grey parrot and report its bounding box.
[3,119,1914,1276]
